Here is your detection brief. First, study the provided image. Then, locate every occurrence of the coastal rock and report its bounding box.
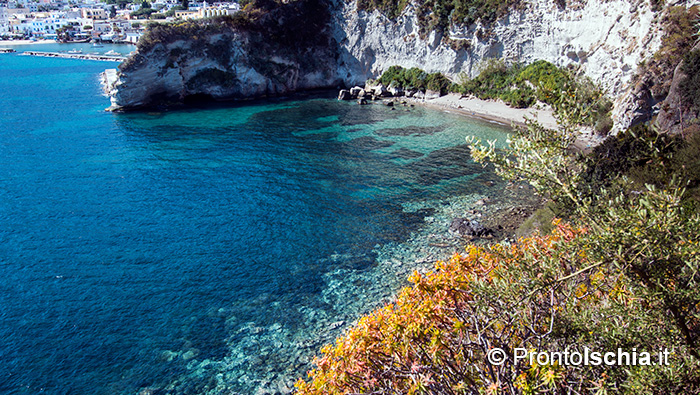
[388,85,404,97]
[449,218,494,237]
[338,89,352,100]
[105,0,341,110]
[349,86,364,96]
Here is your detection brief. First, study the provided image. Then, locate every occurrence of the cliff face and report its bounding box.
[656,40,700,134]
[333,0,671,131]
[108,0,678,128]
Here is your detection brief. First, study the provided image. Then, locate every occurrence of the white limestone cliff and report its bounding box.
[333,0,699,131]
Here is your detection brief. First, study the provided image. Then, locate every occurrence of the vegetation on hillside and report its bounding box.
[296,105,700,393]
[377,65,453,95]
[357,0,522,35]
[298,15,700,386]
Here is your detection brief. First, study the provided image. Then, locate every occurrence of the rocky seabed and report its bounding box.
[138,180,541,395]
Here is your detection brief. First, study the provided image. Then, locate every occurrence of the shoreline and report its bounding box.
[392,93,605,151]
[407,93,559,130]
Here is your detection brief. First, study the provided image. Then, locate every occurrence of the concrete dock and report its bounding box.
[21,51,126,62]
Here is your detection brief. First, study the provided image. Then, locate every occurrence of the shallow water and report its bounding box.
[0,49,511,394]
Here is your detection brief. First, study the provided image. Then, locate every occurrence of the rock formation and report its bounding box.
[104,0,340,110]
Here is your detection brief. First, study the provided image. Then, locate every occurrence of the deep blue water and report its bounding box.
[0,46,510,394]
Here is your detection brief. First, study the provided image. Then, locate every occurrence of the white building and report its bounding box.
[81,7,107,19]
[199,6,236,17]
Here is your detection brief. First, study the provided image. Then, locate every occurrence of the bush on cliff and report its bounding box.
[296,111,700,393]
[357,0,522,35]
[378,65,451,94]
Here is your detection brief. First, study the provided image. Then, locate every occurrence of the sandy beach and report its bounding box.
[412,93,559,129]
[409,93,604,151]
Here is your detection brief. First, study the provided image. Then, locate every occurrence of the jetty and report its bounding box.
[20,51,126,62]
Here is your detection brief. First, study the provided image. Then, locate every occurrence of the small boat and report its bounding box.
[92,43,103,47]
[67,49,83,54]
[104,50,120,56]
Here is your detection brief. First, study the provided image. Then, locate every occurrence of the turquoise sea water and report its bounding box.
[0,46,511,394]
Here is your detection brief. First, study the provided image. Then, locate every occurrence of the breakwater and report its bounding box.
[21,50,126,62]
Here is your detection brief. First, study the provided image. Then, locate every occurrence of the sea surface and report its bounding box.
[0,45,511,394]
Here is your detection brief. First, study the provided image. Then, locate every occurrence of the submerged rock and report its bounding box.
[449,218,494,237]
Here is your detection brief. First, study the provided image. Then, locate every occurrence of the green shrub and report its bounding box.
[458,59,611,128]
[424,72,451,94]
[131,7,155,18]
[377,66,451,94]
[359,0,520,36]
[356,0,410,19]
[502,86,535,108]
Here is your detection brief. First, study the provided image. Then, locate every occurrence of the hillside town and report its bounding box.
[0,0,240,43]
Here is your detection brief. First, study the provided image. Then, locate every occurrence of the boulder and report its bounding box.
[388,85,404,97]
[350,86,363,97]
[449,218,494,237]
[425,89,442,100]
[371,84,391,97]
[357,98,368,105]
[337,89,351,100]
